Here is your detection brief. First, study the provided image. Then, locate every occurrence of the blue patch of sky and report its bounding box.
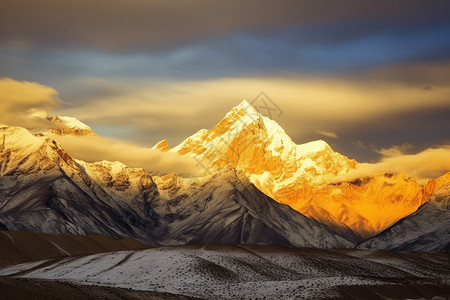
[1,20,449,94]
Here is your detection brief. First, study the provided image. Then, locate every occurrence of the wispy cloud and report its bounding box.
[0,78,204,176]
[317,130,338,139]
[374,143,414,157]
[331,145,450,185]
[51,135,205,177]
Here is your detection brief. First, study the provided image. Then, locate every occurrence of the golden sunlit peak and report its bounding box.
[151,139,170,152]
[230,99,259,116]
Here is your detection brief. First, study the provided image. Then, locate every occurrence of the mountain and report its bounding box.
[358,176,450,251]
[422,171,450,203]
[0,126,352,248]
[152,167,353,248]
[151,139,170,152]
[164,100,441,239]
[0,126,159,245]
[44,114,96,136]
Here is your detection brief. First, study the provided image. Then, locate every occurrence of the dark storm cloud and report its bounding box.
[2,21,449,87]
[1,0,450,51]
[325,105,450,162]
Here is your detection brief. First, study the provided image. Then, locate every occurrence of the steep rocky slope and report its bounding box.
[152,168,353,248]
[0,126,159,245]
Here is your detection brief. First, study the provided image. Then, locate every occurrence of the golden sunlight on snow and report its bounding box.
[167,101,450,239]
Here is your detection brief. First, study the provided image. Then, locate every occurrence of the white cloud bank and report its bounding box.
[51,135,205,177]
[333,145,450,185]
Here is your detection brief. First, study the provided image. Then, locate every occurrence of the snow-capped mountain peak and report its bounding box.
[159,100,445,240]
[151,139,170,152]
[45,114,96,136]
[226,99,261,123]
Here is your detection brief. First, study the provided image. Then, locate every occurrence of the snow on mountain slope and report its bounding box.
[45,114,96,136]
[0,246,447,299]
[151,139,170,152]
[165,100,435,240]
[76,160,159,220]
[152,167,353,248]
[0,126,159,245]
[422,171,450,203]
[358,180,450,251]
[0,126,352,248]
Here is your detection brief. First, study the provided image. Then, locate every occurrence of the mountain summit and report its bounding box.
[45,114,96,136]
[165,100,442,240]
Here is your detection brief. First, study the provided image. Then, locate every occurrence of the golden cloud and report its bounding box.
[0,78,60,128]
[51,135,205,177]
[57,75,450,145]
[317,130,338,139]
[332,145,450,185]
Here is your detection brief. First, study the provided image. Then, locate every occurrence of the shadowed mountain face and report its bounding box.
[358,182,450,251]
[0,126,353,249]
[152,168,353,248]
[0,127,160,245]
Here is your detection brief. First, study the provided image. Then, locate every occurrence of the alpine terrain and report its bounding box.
[156,100,448,240]
[0,100,448,251]
[0,125,352,248]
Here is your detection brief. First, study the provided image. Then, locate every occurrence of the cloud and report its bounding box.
[332,145,450,185]
[355,140,366,149]
[0,78,204,176]
[51,135,205,177]
[367,61,450,86]
[56,75,450,147]
[1,0,449,51]
[317,130,338,139]
[374,143,414,157]
[0,78,61,128]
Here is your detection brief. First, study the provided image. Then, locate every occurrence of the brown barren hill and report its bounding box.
[0,231,149,268]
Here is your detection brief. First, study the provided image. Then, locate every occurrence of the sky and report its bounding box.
[1,0,450,179]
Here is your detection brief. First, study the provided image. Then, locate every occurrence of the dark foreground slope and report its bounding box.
[0,245,448,300]
[0,231,147,268]
[0,277,199,300]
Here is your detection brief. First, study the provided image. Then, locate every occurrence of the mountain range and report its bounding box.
[0,100,449,251]
[157,100,449,241]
